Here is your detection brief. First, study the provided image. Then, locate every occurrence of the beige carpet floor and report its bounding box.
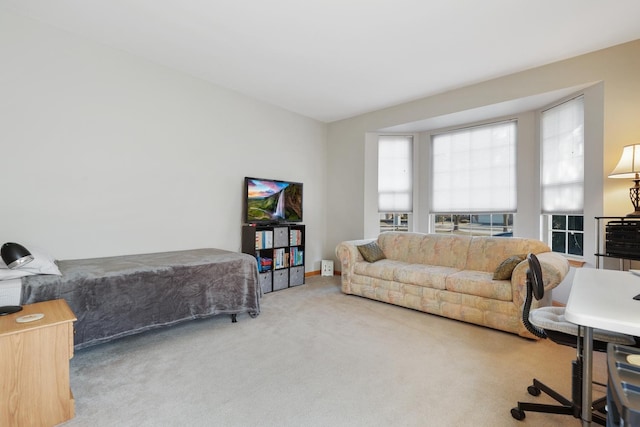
[60,275,606,426]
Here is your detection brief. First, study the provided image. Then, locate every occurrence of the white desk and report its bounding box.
[564,268,640,426]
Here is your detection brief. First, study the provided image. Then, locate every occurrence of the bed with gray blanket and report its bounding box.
[21,248,261,349]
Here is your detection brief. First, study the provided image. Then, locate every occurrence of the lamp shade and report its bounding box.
[609,144,640,178]
[1,242,34,269]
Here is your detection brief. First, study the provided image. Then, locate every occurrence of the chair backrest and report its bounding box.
[522,253,547,339]
[523,253,637,348]
[528,252,545,300]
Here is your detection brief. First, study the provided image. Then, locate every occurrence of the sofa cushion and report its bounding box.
[464,237,550,273]
[357,241,386,262]
[353,259,404,281]
[394,264,460,290]
[493,254,526,280]
[445,270,513,301]
[378,232,471,269]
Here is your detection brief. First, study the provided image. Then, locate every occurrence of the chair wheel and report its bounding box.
[527,385,541,396]
[511,407,525,420]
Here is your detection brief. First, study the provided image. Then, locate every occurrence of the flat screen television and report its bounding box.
[243,177,303,224]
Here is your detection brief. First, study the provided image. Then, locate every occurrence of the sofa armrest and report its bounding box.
[511,251,570,309]
[335,238,376,294]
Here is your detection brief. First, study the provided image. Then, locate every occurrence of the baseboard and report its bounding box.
[305,270,339,277]
[552,300,566,307]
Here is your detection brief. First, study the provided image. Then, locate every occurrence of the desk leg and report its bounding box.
[582,326,593,426]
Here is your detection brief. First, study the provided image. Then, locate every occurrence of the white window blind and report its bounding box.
[378,135,413,213]
[541,96,584,214]
[431,121,517,214]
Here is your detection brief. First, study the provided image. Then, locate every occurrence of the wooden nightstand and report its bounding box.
[0,299,76,427]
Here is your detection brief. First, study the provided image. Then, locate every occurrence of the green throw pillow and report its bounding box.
[493,254,526,280]
[357,241,386,263]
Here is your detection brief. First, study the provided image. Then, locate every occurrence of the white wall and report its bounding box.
[0,10,327,271]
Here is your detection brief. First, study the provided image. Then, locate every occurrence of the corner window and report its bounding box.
[541,96,584,257]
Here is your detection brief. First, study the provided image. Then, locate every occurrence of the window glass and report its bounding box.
[568,215,583,231]
[434,213,513,236]
[552,231,566,253]
[568,232,583,256]
[552,215,566,230]
[380,213,409,232]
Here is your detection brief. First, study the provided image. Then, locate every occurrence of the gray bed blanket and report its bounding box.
[21,248,260,349]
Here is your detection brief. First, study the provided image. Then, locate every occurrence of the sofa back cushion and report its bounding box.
[377,232,472,269]
[464,236,550,273]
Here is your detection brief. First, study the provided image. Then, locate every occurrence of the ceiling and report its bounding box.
[2,1,640,123]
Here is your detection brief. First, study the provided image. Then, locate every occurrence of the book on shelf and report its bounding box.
[256,256,272,273]
[289,230,302,246]
[274,249,280,269]
[290,247,304,266]
[274,248,288,269]
[255,230,273,249]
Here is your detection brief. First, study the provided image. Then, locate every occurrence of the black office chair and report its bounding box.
[510,253,637,425]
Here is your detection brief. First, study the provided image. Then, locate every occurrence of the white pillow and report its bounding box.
[0,267,33,280]
[0,246,62,279]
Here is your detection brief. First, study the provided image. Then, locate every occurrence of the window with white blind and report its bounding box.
[378,135,413,213]
[541,96,584,214]
[541,96,584,256]
[431,121,517,214]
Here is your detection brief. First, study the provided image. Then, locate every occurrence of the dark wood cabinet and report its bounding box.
[242,224,305,293]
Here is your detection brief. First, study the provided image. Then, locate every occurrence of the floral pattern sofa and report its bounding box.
[335,232,570,339]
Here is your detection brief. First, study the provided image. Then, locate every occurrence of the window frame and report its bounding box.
[539,95,586,259]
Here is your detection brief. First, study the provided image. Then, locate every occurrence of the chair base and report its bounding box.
[511,361,607,425]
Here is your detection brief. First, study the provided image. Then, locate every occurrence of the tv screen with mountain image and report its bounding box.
[244,177,303,223]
